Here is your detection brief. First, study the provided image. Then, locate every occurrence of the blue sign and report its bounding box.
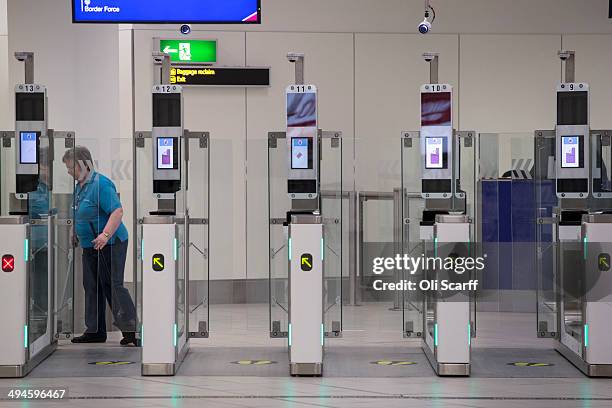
[73,0,260,23]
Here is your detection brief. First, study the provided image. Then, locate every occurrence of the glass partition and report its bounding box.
[534,131,558,337]
[268,133,343,337]
[400,133,425,338]
[186,135,210,338]
[321,135,343,335]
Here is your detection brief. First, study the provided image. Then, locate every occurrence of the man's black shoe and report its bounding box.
[71,333,107,343]
[120,332,139,346]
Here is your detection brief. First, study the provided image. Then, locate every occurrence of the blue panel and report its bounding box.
[480,179,557,291]
[73,0,260,23]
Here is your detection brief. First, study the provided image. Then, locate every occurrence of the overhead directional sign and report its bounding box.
[160,39,217,64]
[152,254,165,272]
[169,67,270,87]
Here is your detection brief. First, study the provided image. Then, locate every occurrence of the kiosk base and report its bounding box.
[0,342,57,378]
[423,343,470,377]
[290,362,322,376]
[556,342,612,378]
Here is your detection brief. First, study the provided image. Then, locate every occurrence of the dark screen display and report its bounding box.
[421,92,451,127]
[16,93,44,121]
[557,91,588,126]
[153,93,181,127]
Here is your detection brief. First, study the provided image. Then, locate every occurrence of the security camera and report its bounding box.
[14,52,33,62]
[558,50,574,61]
[418,18,432,34]
[180,24,192,35]
[418,1,436,34]
[423,52,438,62]
[287,52,304,63]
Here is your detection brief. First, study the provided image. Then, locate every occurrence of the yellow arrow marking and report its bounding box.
[600,257,609,268]
[301,258,312,268]
[154,258,164,268]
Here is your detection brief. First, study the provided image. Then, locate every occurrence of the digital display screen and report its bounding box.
[20,132,38,164]
[153,93,181,128]
[557,91,588,126]
[157,138,177,170]
[425,137,444,169]
[73,0,260,23]
[16,93,44,122]
[291,138,312,169]
[287,92,317,128]
[421,92,452,126]
[561,136,580,168]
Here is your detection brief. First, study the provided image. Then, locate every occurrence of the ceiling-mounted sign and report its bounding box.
[160,40,217,64]
[73,0,261,23]
[170,67,270,87]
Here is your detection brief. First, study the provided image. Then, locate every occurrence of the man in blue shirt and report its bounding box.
[63,146,137,346]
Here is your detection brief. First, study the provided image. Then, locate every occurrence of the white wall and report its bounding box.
[6,0,612,284]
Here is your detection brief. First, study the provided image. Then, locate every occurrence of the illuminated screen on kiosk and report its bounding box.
[157,137,178,170]
[73,0,261,23]
[561,136,581,169]
[425,137,445,169]
[20,132,38,164]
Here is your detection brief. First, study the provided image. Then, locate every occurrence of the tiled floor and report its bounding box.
[0,303,611,408]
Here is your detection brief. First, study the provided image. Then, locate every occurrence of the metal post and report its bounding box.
[153,52,172,85]
[15,52,34,84]
[391,188,402,311]
[287,53,305,85]
[348,190,358,306]
[558,50,576,83]
[423,53,439,85]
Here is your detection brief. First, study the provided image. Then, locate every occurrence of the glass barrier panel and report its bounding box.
[321,136,342,335]
[534,132,558,337]
[401,134,425,337]
[187,136,210,338]
[268,135,290,336]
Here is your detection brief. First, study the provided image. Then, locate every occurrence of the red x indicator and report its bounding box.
[2,255,14,272]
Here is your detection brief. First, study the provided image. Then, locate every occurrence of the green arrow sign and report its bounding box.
[160,39,217,64]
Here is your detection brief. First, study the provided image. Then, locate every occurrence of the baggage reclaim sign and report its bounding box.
[170,67,270,87]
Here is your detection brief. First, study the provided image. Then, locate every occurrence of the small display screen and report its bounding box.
[157,138,178,170]
[20,132,38,164]
[421,92,452,126]
[291,137,312,169]
[425,137,444,169]
[561,136,580,168]
[287,92,317,128]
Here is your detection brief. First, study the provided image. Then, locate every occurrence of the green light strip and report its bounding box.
[434,323,439,347]
[24,239,29,262]
[321,324,325,346]
[288,323,292,347]
[434,237,438,258]
[584,324,589,348]
[583,236,588,260]
[174,238,178,261]
[173,323,177,348]
[468,323,471,346]
[321,238,324,261]
[24,325,28,348]
[288,238,292,261]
